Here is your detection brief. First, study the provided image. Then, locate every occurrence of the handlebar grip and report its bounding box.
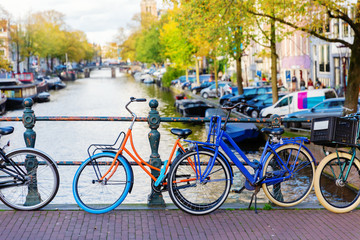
[130,97,147,102]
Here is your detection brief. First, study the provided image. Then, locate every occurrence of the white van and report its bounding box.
[260,89,338,117]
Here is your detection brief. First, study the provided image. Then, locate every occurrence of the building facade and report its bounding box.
[0,19,11,68]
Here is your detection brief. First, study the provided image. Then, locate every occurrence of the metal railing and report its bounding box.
[0,98,310,206]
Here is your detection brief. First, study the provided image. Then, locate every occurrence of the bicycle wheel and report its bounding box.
[73,152,132,214]
[314,152,360,213]
[262,144,315,207]
[0,148,59,210]
[168,149,231,215]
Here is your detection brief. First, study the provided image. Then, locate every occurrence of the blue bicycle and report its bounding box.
[167,103,316,215]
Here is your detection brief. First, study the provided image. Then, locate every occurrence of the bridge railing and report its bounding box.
[1,98,310,207]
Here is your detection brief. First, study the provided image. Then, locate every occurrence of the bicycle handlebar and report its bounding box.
[130,97,147,102]
[221,102,241,111]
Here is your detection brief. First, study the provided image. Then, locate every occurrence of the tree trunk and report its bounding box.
[16,43,20,73]
[236,55,243,95]
[270,18,279,103]
[344,35,360,115]
[195,57,200,85]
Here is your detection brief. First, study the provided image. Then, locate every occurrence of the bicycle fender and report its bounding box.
[101,151,134,194]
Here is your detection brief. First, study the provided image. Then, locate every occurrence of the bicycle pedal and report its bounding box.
[232,186,245,194]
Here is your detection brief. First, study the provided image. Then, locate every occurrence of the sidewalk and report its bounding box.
[1,208,359,240]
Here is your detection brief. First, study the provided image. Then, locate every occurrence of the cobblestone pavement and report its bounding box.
[0,209,360,240]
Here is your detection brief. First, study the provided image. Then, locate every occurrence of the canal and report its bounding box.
[0,69,317,206]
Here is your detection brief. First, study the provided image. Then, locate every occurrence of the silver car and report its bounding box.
[284,98,360,128]
[200,82,232,99]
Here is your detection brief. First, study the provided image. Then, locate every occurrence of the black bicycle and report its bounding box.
[0,126,59,210]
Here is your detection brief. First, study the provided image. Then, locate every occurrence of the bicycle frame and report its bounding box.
[185,115,310,187]
[0,149,28,189]
[98,121,188,185]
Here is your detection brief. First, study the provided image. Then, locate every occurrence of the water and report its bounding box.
[0,69,317,206]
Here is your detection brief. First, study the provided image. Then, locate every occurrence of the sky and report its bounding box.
[1,0,165,46]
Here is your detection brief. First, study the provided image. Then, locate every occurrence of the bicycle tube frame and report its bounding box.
[335,148,357,182]
[193,130,295,186]
[99,128,188,183]
[0,150,27,188]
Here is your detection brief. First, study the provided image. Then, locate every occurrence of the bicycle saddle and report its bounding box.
[261,127,284,136]
[170,128,192,139]
[0,126,14,136]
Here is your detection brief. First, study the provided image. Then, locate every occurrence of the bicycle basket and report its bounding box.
[310,116,359,147]
[206,115,222,144]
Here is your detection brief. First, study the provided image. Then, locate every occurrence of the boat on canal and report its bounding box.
[175,99,214,117]
[205,108,260,145]
[0,78,37,108]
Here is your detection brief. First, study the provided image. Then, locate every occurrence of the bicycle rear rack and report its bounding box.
[87,131,126,160]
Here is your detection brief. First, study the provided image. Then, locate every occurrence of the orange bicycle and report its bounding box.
[72,97,194,214]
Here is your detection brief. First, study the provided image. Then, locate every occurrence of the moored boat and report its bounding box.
[205,108,260,145]
[176,99,214,117]
[0,78,37,108]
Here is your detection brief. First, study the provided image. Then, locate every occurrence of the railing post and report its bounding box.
[22,98,41,205]
[23,98,36,148]
[147,99,165,206]
[111,68,116,78]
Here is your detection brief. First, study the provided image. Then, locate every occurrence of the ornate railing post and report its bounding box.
[147,99,165,206]
[22,98,41,205]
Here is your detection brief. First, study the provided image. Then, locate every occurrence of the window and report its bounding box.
[319,45,330,73]
[325,90,337,99]
[343,22,349,37]
[315,102,330,110]
[277,96,292,108]
[333,19,339,38]
[329,101,344,108]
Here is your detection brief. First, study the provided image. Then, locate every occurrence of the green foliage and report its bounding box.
[263,203,273,210]
[161,66,185,87]
[135,25,163,64]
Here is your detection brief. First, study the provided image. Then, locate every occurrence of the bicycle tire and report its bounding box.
[0,148,59,210]
[314,152,360,213]
[262,144,315,207]
[168,149,231,215]
[73,152,132,214]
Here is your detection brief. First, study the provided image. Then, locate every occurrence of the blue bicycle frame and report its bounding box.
[184,115,313,188]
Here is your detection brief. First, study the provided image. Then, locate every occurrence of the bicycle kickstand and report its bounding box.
[248,186,261,214]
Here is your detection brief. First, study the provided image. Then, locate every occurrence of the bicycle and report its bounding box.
[313,115,360,213]
[167,103,316,215]
[73,97,204,214]
[0,126,59,210]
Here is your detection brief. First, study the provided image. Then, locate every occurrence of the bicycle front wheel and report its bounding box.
[262,144,315,207]
[168,149,231,215]
[314,152,360,213]
[73,152,132,214]
[0,148,59,210]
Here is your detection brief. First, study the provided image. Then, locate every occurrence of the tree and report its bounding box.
[160,9,195,77]
[135,23,163,65]
[244,0,360,114]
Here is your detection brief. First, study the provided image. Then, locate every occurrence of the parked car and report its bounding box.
[200,82,233,99]
[260,88,338,118]
[244,93,286,118]
[183,74,212,90]
[191,81,213,94]
[226,86,273,107]
[219,87,239,105]
[284,97,360,128]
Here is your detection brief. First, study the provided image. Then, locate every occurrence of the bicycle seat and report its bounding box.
[261,127,284,136]
[0,126,14,136]
[170,128,192,139]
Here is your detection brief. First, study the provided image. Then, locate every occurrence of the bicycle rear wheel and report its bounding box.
[314,152,360,213]
[73,152,132,214]
[168,149,231,215]
[262,144,315,207]
[0,148,59,210]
